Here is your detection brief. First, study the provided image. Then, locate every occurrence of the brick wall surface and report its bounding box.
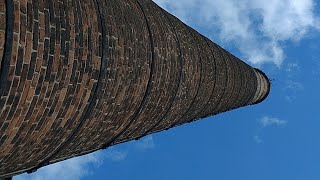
[0,1,5,69]
[0,0,270,177]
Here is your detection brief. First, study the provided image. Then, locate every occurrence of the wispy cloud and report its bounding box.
[134,135,155,151]
[254,116,287,143]
[16,151,105,180]
[284,80,304,91]
[311,46,320,75]
[16,147,128,180]
[262,62,303,103]
[283,80,304,102]
[15,135,156,180]
[312,59,320,75]
[253,135,263,144]
[259,116,288,127]
[104,147,128,162]
[155,0,320,66]
[285,63,301,74]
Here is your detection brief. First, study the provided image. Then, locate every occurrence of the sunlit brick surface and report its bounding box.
[0,0,270,177]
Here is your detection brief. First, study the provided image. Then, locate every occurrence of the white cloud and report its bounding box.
[253,135,263,144]
[284,80,304,91]
[104,147,128,161]
[134,135,155,151]
[259,116,287,127]
[277,62,304,102]
[254,116,287,143]
[16,148,127,180]
[154,0,320,66]
[285,96,295,103]
[15,135,155,180]
[283,78,304,103]
[312,60,320,75]
[285,63,300,73]
[311,51,320,75]
[16,151,104,180]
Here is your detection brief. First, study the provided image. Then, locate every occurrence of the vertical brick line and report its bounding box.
[257,69,270,103]
[0,1,6,73]
[142,14,199,135]
[26,0,106,173]
[217,49,236,113]
[169,27,203,128]
[225,53,242,110]
[0,0,14,96]
[185,31,216,121]
[135,5,184,139]
[191,36,217,119]
[44,0,153,163]
[209,44,229,116]
[100,0,156,149]
[170,27,203,128]
[240,62,256,107]
[252,69,270,104]
[250,70,262,104]
[235,60,250,108]
[176,41,228,126]
[192,40,226,119]
[176,43,231,126]
[244,66,258,105]
[239,61,251,107]
[255,72,263,102]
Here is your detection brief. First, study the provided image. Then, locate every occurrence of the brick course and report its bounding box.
[0,0,270,177]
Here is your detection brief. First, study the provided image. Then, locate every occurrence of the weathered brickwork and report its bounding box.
[0,1,5,69]
[0,0,270,177]
[0,0,102,175]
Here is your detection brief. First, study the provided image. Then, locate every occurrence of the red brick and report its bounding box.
[0,0,270,177]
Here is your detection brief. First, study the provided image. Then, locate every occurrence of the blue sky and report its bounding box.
[17,0,320,179]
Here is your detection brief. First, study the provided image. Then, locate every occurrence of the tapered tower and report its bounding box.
[0,0,270,178]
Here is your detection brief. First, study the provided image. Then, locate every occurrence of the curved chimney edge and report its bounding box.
[251,68,271,105]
